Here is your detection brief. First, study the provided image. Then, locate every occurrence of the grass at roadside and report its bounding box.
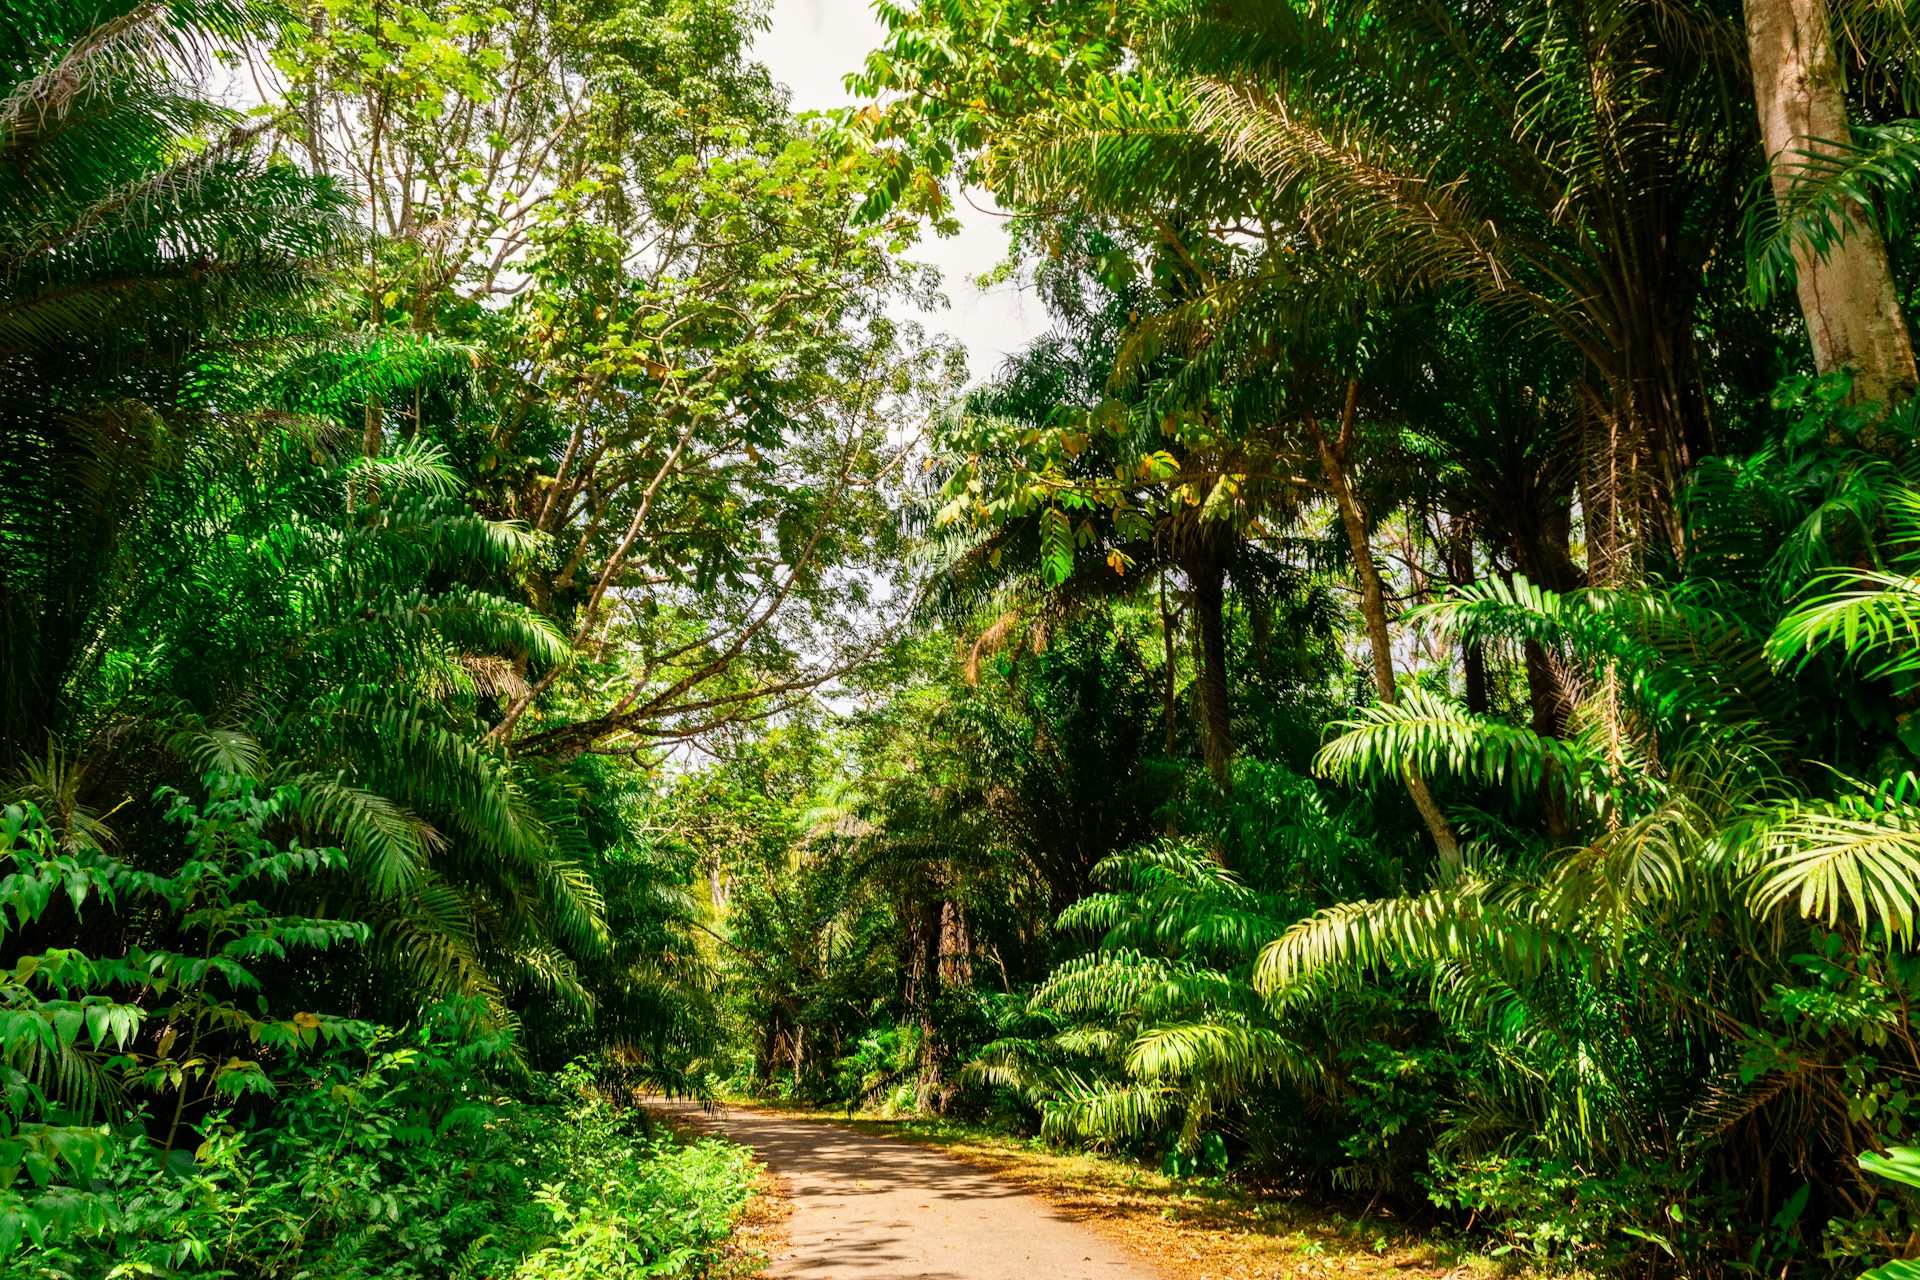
[630,1105,787,1280]
[727,1103,1495,1280]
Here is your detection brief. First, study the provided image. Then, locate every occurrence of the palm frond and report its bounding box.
[1741,782,1920,943]
[1770,569,1920,677]
[1254,878,1575,994]
[1747,121,1920,305]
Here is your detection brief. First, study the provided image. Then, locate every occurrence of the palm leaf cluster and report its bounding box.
[969,838,1326,1154]
[0,0,711,1064]
[1261,517,1920,1197]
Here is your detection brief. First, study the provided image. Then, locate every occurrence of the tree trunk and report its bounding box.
[914,898,945,1112]
[760,1013,780,1086]
[1160,571,1179,759]
[1523,636,1573,838]
[937,901,972,988]
[1447,524,1488,715]
[1463,629,1488,716]
[1311,400,1461,871]
[362,397,383,458]
[1187,551,1234,784]
[906,898,941,1012]
[304,6,328,176]
[1522,638,1569,740]
[1744,0,1917,404]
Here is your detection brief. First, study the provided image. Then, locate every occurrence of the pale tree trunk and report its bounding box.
[1745,0,1917,404]
[1311,388,1461,872]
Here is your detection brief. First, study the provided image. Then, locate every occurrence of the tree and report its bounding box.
[857,0,1780,572]
[1743,0,1918,403]
[2,0,696,1038]
[271,0,964,759]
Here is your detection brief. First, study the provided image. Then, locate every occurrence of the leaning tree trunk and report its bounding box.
[1311,398,1461,872]
[1744,0,1917,404]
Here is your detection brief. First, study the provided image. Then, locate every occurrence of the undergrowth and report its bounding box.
[4,1059,758,1280]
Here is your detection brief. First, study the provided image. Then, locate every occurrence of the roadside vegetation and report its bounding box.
[688,3,1920,1277]
[1,0,920,1270]
[8,0,1920,1275]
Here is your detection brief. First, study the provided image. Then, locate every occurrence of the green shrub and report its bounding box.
[1423,1153,1717,1272]
[0,790,761,1278]
[507,1074,758,1279]
[4,1050,759,1279]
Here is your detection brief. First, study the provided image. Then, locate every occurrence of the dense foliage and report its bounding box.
[695,0,1920,1276]
[0,0,920,1269]
[9,0,1920,1273]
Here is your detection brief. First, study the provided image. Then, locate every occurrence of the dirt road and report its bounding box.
[645,1099,1164,1280]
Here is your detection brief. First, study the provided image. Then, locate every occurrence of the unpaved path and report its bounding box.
[646,1098,1165,1280]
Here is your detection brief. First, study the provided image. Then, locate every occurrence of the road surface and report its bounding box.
[645,1098,1164,1280]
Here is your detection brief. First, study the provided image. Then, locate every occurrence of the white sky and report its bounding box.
[750,0,1048,385]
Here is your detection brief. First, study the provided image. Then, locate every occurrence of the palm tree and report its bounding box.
[1163,0,1764,573]
[968,839,1310,1155]
[1,0,354,764]
[1741,0,1917,403]
[930,227,1332,784]
[0,0,625,1027]
[1259,559,1920,1229]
